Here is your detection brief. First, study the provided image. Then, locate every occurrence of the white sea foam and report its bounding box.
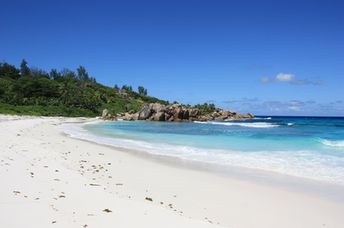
[59,122,344,186]
[194,121,279,128]
[254,117,272,120]
[320,139,344,148]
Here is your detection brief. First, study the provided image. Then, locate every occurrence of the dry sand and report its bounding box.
[1,115,343,227]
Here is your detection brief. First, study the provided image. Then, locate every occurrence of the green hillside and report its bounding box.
[0,60,168,117]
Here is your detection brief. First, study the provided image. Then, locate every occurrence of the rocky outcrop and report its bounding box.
[104,103,254,122]
[102,109,109,118]
[101,108,117,121]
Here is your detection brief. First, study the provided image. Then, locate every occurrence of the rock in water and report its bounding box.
[102,103,254,122]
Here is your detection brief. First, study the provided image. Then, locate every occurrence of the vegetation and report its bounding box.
[0,60,168,117]
[193,103,219,114]
[138,86,148,96]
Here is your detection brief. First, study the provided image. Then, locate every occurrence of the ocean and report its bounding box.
[62,116,344,186]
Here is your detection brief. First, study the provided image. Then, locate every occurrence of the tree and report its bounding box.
[122,85,132,92]
[76,66,89,81]
[138,86,147,96]
[30,68,49,78]
[49,69,60,80]
[194,102,218,114]
[0,62,20,79]
[12,76,60,99]
[60,68,76,80]
[20,59,30,77]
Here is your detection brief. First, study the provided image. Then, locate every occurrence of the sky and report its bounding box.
[1,0,343,116]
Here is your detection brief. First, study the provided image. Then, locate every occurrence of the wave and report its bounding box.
[59,122,344,186]
[225,117,272,121]
[320,139,344,148]
[194,121,279,128]
[254,117,272,120]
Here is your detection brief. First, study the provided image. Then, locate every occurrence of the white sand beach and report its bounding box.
[1,115,343,228]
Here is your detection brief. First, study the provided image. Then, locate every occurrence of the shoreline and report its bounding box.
[61,120,344,202]
[1,115,344,227]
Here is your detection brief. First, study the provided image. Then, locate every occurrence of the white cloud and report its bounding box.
[276,73,295,82]
[260,72,321,86]
[288,106,301,111]
[260,76,272,83]
[221,99,344,115]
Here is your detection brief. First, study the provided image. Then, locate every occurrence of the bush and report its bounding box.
[0,60,168,117]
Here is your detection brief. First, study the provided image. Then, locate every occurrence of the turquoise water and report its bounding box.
[67,117,344,185]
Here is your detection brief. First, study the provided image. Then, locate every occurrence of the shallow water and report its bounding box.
[64,116,344,186]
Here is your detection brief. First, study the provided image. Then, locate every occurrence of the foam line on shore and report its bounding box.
[60,122,344,186]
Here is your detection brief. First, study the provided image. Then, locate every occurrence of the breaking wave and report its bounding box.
[194,121,279,128]
[320,139,344,148]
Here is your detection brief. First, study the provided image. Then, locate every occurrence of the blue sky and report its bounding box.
[1,0,343,116]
